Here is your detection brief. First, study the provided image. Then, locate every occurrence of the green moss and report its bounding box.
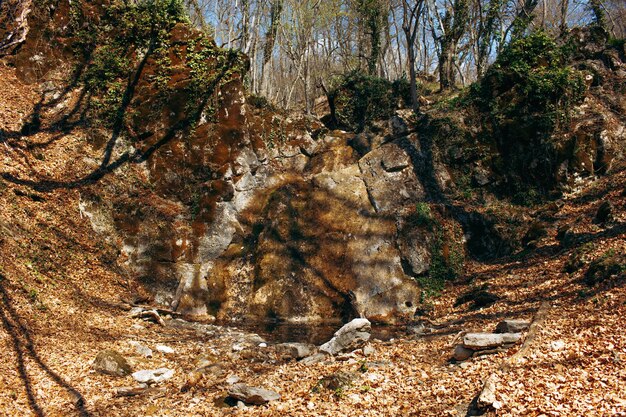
[412,205,465,299]
[329,71,414,132]
[64,0,246,135]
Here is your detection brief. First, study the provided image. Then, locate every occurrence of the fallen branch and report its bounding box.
[130,309,165,326]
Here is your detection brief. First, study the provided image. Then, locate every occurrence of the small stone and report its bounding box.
[551,340,566,351]
[156,345,175,354]
[132,368,174,384]
[316,371,359,391]
[232,344,244,352]
[92,350,132,377]
[258,342,267,348]
[363,345,375,357]
[495,320,531,334]
[227,384,280,405]
[301,352,330,366]
[113,384,151,397]
[453,345,474,361]
[128,341,152,358]
[275,343,317,360]
[226,375,240,385]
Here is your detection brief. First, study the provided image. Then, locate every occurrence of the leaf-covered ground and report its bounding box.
[1,64,625,416]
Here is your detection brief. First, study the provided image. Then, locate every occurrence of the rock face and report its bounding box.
[8,0,469,325]
[358,141,425,213]
[92,350,132,377]
[227,384,280,405]
[319,318,371,355]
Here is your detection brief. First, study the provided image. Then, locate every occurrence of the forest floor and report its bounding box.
[1,63,625,417]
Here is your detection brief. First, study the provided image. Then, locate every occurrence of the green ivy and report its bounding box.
[329,71,413,132]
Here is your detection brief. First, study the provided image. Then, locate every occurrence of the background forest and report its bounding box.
[184,0,625,111]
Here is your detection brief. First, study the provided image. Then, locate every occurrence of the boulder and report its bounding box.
[495,320,530,334]
[463,333,522,351]
[92,350,132,377]
[132,368,175,384]
[274,343,317,360]
[319,318,371,355]
[227,384,280,405]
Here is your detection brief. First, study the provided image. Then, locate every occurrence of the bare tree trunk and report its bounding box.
[559,0,569,35]
[402,0,425,111]
[260,0,283,96]
[589,0,607,30]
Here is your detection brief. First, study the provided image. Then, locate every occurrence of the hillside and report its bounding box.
[1,1,626,416]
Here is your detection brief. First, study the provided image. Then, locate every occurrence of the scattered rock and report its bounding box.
[594,200,613,224]
[92,350,132,377]
[583,251,625,285]
[275,343,317,360]
[227,383,280,405]
[495,320,530,334]
[128,341,153,358]
[556,224,575,247]
[301,352,331,366]
[477,374,502,410]
[463,333,522,351]
[114,385,151,397]
[314,371,360,392]
[362,345,375,357]
[226,375,241,385]
[522,221,548,247]
[452,345,474,361]
[156,344,175,354]
[132,368,175,384]
[319,318,371,355]
[455,286,498,310]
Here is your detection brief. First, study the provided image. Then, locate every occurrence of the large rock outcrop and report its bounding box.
[4,0,468,324]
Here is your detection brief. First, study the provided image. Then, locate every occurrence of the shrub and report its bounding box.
[465,31,587,193]
[583,250,626,286]
[328,71,410,132]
